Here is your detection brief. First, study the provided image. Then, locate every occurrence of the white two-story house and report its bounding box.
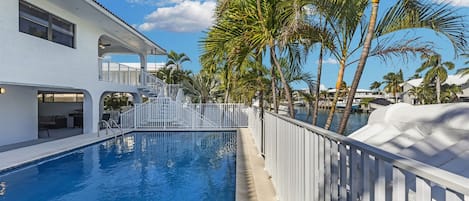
[0,0,166,146]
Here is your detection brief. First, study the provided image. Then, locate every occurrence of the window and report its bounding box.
[38,93,84,103]
[19,1,75,48]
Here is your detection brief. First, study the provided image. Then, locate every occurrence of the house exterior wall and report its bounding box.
[0,0,149,141]
[0,85,37,146]
[0,0,114,88]
[401,83,414,104]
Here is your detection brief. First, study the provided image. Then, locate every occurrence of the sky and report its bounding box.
[96,0,469,90]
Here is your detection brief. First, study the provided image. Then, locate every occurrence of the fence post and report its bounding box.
[133,105,137,129]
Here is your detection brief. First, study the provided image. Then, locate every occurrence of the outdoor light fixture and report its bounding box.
[0,87,5,94]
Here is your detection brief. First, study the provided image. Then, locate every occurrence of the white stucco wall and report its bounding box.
[0,85,37,146]
[0,0,145,137]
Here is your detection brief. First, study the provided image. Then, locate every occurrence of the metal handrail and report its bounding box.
[98,120,124,140]
[108,119,124,139]
[261,109,469,196]
[98,120,113,137]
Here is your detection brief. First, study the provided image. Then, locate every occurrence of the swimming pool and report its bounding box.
[0,131,237,201]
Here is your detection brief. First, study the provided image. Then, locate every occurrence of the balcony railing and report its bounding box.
[98,58,140,86]
[248,107,469,201]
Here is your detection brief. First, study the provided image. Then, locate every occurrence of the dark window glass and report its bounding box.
[19,18,48,39]
[52,16,74,47]
[19,1,75,48]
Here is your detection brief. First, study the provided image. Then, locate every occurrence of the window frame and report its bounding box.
[19,1,75,48]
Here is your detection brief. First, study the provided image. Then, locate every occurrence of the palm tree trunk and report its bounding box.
[313,46,324,126]
[436,76,441,104]
[338,0,379,135]
[270,67,278,113]
[224,85,230,103]
[271,46,295,118]
[324,56,346,130]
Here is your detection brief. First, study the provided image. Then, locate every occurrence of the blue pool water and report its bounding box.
[0,132,237,201]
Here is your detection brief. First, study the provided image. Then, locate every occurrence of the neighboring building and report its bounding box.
[0,0,166,146]
[326,88,384,103]
[401,74,469,104]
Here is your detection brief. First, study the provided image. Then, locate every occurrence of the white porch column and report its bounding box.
[83,90,102,134]
[139,54,147,86]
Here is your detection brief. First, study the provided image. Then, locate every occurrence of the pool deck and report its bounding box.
[0,128,277,201]
[236,128,277,201]
[0,129,126,172]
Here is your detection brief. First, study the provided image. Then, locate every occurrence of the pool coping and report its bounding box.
[0,128,276,201]
[236,128,277,201]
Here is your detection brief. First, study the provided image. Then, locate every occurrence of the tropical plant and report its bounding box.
[382,70,404,103]
[155,66,192,84]
[370,81,382,91]
[166,50,191,71]
[338,0,467,134]
[182,73,222,103]
[456,53,469,76]
[408,84,432,104]
[416,54,455,104]
[201,0,310,118]
[440,84,462,103]
[103,93,129,111]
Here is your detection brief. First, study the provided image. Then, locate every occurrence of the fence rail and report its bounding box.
[248,108,469,201]
[120,99,248,129]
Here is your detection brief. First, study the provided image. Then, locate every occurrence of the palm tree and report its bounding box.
[166,50,191,71]
[456,53,469,76]
[382,70,404,103]
[338,0,467,134]
[370,81,382,91]
[408,85,426,104]
[441,84,462,103]
[416,54,455,104]
[201,0,310,118]
[155,66,191,84]
[182,73,221,103]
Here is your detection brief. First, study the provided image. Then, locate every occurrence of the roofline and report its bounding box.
[89,0,167,55]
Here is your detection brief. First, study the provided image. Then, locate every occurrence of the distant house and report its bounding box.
[401,74,469,104]
[326,88,384,103]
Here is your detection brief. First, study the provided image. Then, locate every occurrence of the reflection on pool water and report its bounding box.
[0,131,237,201]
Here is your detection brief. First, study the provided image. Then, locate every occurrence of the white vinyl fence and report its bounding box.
[248,108,469,201]
[120,98,248,129]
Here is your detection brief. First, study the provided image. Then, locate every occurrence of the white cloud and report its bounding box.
[433,0,469,7]
[138,1,216,32]
[317,58,339,65]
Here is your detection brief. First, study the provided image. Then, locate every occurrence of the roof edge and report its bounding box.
[89,0,167,55]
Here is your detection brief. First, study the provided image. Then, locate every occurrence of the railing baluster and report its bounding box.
[350,147,362,201]
[374,159,386,201]
[331,140,339,201]
[416,177,431,201]
[325,138,332,201]
[339,143,347,201]
[392,167,406,201]
[362,152,372,201]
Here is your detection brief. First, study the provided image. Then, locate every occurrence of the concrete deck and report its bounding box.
[236,128,277,201]
[0,129,125,172]
[0,128,277,201]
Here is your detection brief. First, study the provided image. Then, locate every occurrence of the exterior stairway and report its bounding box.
[138,71,180,99]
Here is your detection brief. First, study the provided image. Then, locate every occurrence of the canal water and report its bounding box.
[294,107,369,135]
